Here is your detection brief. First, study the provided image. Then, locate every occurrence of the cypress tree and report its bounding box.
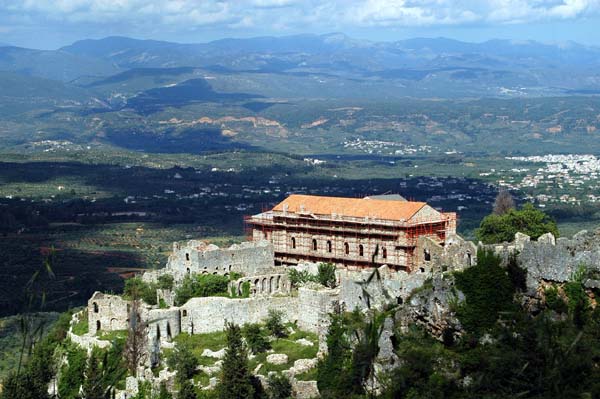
[317,313,352,398]
[179,380,197,399]
[218,322,254,399]
[157,382,173,399]
[82,348,104,399]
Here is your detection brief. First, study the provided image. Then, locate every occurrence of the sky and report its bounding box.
[1,0,600,49]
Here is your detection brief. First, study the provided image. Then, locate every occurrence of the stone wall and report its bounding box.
[230,273,291,297]
[296,287,339,343]
[165,240,277,281]
[88,292,131,334]
[147,308,181,343]
[180,296,299,335]
[416,234,476,274]
[496,230,600,294]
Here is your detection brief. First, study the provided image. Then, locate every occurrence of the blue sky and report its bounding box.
[1,0,600,49]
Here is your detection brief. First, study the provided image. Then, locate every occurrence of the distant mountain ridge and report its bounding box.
[1,33,600,98]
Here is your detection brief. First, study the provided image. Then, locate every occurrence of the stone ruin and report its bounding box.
[70,232,492,398]
[488,229,600,298]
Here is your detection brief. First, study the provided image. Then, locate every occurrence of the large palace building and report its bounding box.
[246,194,457,271]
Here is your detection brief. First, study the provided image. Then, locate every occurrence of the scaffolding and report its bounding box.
[245,207,457,272]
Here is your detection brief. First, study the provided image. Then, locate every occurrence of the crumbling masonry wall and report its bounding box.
[416,234,477,274]
[179,296,299,335]
[165,240,276,281]
[88,292,131,334]
[491,230,600,294]
[230,273,291,297]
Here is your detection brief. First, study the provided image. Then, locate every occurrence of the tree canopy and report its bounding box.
[476,203,559,244]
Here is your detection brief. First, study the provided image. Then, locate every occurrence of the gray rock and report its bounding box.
[266,353,288,365]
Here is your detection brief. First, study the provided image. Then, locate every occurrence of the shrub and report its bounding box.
[159,298,168,309]
[265,309,287,338]
[506,253,527,291]
[242,323,271,354]
[288,269,317,288]
[175,274,230,305]
[317,263,337,288]
[267,373,292,399]
[454,249,517,335]
[157,274,174,290]
[564,266,591,328]
[545,286,568,314]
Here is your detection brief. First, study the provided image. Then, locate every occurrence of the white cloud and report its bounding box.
[1,0,599,37]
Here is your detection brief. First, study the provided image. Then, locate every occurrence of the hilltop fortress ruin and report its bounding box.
[68,194,600,398]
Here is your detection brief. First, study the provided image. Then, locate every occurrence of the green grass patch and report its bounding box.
[71,313,88,336]
[193,371,211,387]
[295,367,318,381]
[249,333,319,375]
[174,331,227,363]
[97,329,128,345]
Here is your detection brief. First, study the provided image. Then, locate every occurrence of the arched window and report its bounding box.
[359,245,364,257]
[382,247,387,259]
[93,302,99,313]
[312,239,317,251]
[344,242,349,255]
[167,323,172,339]
[327,240,332,253]
[185,253,190,261]
[424,249,431,262]
[156,325,161,339]
[96,320,101,332]
[186,267,190,274]
[291,237,296,249]
[182,309,187,317]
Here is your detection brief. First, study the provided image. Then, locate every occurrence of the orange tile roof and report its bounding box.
[272,194,428,221]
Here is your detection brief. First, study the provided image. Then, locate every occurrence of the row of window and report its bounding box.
[290,237,388,259]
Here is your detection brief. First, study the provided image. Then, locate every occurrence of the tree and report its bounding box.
[124,299,147,375]
[58,345,86,398]
[454,249,517,335]
[167,341,199,384]
[317,313,352,398]
[124,277,157,305]
[242,323,271,354]
[158,274,175,290]
[493,189,515,215]
[179,380,198,399]
[266,373,292,399]
[476,203,559,244]
[157,382,173,399]
[82,348,104,399]
[265,309,287,338]
[218,322,254,399]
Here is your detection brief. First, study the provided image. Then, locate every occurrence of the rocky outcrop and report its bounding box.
[489,230,600,296]
[395,275,463,340]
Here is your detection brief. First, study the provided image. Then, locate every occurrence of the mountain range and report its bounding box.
[1,33,599,98]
